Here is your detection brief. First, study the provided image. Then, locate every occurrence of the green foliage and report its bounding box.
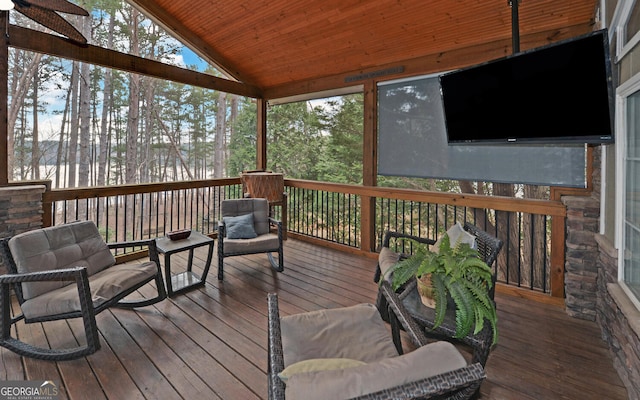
[228,98,258,176]
[315,95,363,184]
[265,101,325,179]
[386,234,498,344]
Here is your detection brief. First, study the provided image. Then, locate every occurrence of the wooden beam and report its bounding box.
[128,0,258,87]
[262,24,594,100]
[7,25,262,99]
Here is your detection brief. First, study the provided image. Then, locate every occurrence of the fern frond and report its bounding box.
[473,304,498,344]
[389,253,422,290]
[431,274,448,329]
[449,282,474,338]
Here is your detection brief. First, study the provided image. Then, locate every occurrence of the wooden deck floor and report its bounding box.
[0,238,629,399]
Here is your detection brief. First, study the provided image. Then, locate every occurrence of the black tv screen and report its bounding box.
[440,29,614,144]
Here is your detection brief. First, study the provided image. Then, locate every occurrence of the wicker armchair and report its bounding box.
[0,221,166,361]
[267,281,485,400]
[374,222,503,294]
[374,221,503,303]
[373,222,503,368]
[217,198,284,280]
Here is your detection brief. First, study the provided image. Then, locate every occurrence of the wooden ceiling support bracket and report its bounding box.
[509,0,521,54]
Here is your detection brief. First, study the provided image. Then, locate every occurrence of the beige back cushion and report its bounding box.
[280,303,399,366]
[8,221,115,300]
[221,198,270,235]
[284,341,468,400]
[378,246,401,282]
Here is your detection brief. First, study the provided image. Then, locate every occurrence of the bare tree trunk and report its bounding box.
[7,50,42,179]
[67,62,80,189]
[121,8,142,240]
[125,10,140,185]
[124,75,139,181]
[493,183,519,286]
[62,61,80,217]
[97,66,112,187]
[227,94,238,178]
[214,92,226,178]
[458,180,494,232]
[523,185,549,290]
[78,14,92,190]
[98,9,115,187]
[56,81,73,189]
[31,70,39,179]
[141,78,155,184]
[153,109,193,179]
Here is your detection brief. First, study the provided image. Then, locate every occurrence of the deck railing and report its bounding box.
[284,180,566,298]
[43,179,244,243]
[41,178,567,299]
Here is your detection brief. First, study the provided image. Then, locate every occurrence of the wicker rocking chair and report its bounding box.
[0,220,166,361]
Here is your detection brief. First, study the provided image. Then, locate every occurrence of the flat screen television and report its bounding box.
[440,29,614,145]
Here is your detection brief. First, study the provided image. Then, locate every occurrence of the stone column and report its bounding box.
[561,195,600,320]
[0,185,46,274]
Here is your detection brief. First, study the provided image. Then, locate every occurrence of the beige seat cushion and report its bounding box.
[20,261,158,319]
[222,233,280,254]
[280,303,399,367]
[284,341,467,400]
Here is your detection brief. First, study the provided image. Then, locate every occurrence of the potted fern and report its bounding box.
[386,232,498,344]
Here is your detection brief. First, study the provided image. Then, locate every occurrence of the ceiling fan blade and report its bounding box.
[19,0,89,16]
[14,4,87,44]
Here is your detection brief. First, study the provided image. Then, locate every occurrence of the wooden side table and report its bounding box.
[156,231,214,297]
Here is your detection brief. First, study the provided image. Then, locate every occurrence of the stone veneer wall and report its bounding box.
[596,234,640,399]
[562,195,601,320]
[561,147,602,321]
[0,185,46,274]
[559,146,640,398]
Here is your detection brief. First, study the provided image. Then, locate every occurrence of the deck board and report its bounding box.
[1,238,628,399]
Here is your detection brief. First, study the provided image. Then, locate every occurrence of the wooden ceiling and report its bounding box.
[129,0,599,99]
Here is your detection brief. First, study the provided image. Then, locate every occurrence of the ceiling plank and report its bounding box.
[124,0,598,90]
[263,23,595,101]
[128,0,260,87]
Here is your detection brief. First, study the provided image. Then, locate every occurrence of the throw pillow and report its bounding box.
[278,358,366,382]
[432,222,476,253]
[224,213,258,239]
[378,247,400,282]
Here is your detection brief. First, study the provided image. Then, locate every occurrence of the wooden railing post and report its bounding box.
[41,181,53,227]
[550,214,566,298]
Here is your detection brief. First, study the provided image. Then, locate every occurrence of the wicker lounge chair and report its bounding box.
[0,220,166,361]
[267,281,485,400]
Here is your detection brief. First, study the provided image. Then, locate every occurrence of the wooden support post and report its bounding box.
[361,81,377,252]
